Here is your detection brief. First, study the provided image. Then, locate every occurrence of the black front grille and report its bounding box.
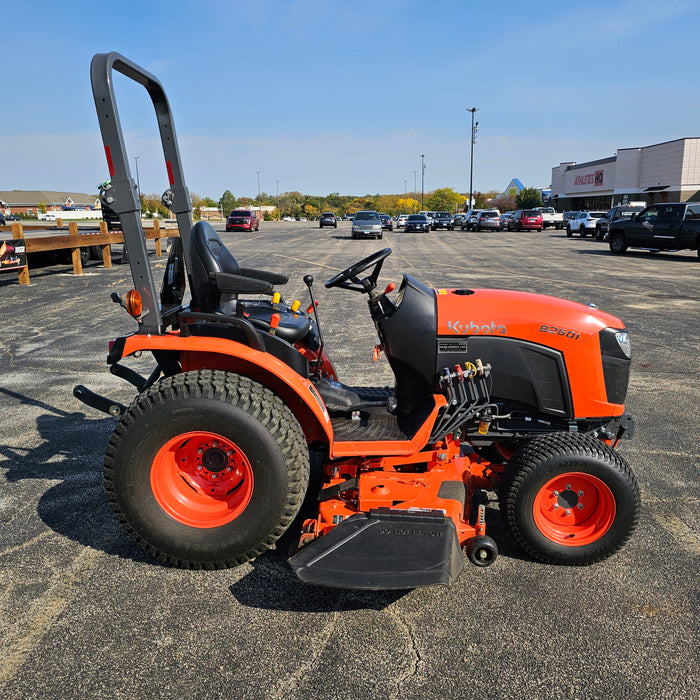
[602,357,630,405]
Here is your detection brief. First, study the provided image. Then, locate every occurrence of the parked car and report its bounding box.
[351,211,383,239]
[461,209,484,231]
[379,214,393,231]
[404,214,431,233]
[342,214,354,221]
[396,214,409,229]
[448,214,465,230]
[226,209,260,232]
[509,210,544,231]
[595,204,645,240]
[566,211,606,237]
[499,212,514,230]
[419,211,434,226]
[430,212,452,230]
[282,216,295,222]
[319,212,337,228]
[4,213,21,222]
[473,211,501,231]
[608,202,700,257]
[535,206,565,230]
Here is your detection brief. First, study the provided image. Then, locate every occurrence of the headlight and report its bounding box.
[615,331,631,359]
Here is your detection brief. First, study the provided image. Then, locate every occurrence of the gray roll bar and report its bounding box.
[90,52,193,334]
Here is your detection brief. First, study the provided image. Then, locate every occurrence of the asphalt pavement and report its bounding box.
[0,221,698,699]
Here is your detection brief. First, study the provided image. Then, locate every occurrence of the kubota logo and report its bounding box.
[447,320,507,335]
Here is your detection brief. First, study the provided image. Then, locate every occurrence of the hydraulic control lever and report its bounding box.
[304,274,325,379]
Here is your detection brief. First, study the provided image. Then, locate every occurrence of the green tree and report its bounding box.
[219,190,237,215]
[515,187,543,209]
[426,187,465,212]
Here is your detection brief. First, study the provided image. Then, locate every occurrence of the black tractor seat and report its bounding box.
[188,221,311,343]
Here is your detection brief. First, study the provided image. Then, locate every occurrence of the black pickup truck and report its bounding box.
[608,202,700,258]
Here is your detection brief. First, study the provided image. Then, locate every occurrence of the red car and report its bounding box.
[509,209,543,231]
[226,209,259,232]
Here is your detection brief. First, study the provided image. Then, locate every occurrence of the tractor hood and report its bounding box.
[435,287,624,350]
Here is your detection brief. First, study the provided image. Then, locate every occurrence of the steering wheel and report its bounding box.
[324,248,392,293]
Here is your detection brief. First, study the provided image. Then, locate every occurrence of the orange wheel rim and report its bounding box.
[533,472,616,546]
[150,431,254,528]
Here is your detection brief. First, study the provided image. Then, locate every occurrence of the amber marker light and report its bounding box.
[125,289,143,318]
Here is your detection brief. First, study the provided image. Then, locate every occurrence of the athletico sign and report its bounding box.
[573,170,605,187]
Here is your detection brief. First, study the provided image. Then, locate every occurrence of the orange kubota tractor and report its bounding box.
[75,53,639,589]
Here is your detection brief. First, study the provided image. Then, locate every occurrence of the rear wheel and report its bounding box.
[104,370,309,569]
[499,433,639,565]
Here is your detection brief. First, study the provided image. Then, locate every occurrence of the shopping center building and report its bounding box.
[550,137,700,211]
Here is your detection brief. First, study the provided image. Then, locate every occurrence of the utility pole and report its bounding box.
[256,171,261,218]
[276,179,280,220]
[467,107,479,210]
[420,154,425,210]
[404,179,407,213]
[413,171,417,213]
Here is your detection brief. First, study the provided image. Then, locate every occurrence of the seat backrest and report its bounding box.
[188,221,241,311]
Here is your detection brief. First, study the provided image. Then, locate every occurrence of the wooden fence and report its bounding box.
[0,219,176,285]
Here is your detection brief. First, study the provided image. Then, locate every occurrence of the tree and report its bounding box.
[426,187,465,212]
[396,197,419,214]
[492,193,516,212]
[515,187,543,209]
[219,190,237,216]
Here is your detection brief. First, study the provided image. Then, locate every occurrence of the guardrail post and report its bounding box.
[12,222,31,285]
[153,219,162,256]
[99,220,112,268]
[69,221,83,275]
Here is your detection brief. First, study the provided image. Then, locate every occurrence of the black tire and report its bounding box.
[580,226,586,237]
[499,433,640,565]
[104,370,310,569]
[609,232,628,254]
[566,225,573,237]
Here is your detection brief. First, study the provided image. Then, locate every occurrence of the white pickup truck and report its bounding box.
[536,207,564,230]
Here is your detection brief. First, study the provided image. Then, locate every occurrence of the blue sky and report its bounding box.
[2,0,699,200]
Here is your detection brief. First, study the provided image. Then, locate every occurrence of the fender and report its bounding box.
[111,331,334,444]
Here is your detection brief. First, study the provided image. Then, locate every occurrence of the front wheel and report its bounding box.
[499,433,640,565]
[104,370,310,569]
[609,232,628,254]
[580,226,587,237]
[566,225,573,237]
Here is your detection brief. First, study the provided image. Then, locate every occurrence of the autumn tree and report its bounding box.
[492,193,516,212]
[515,187,543,209]
[426,187,465,212]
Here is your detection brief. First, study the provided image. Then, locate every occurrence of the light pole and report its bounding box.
[134,156,141,205]
[467,107,479,210]
[413,171,417,213]
[420,154,425,211]
[276,179,280,220]
[256,171,261,217]
[404,179,407,213]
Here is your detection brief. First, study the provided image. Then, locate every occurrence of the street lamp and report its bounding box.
[404,179,407,214]
[256,171,261,217]
[420,154,425,210]
[466,107,479,210]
